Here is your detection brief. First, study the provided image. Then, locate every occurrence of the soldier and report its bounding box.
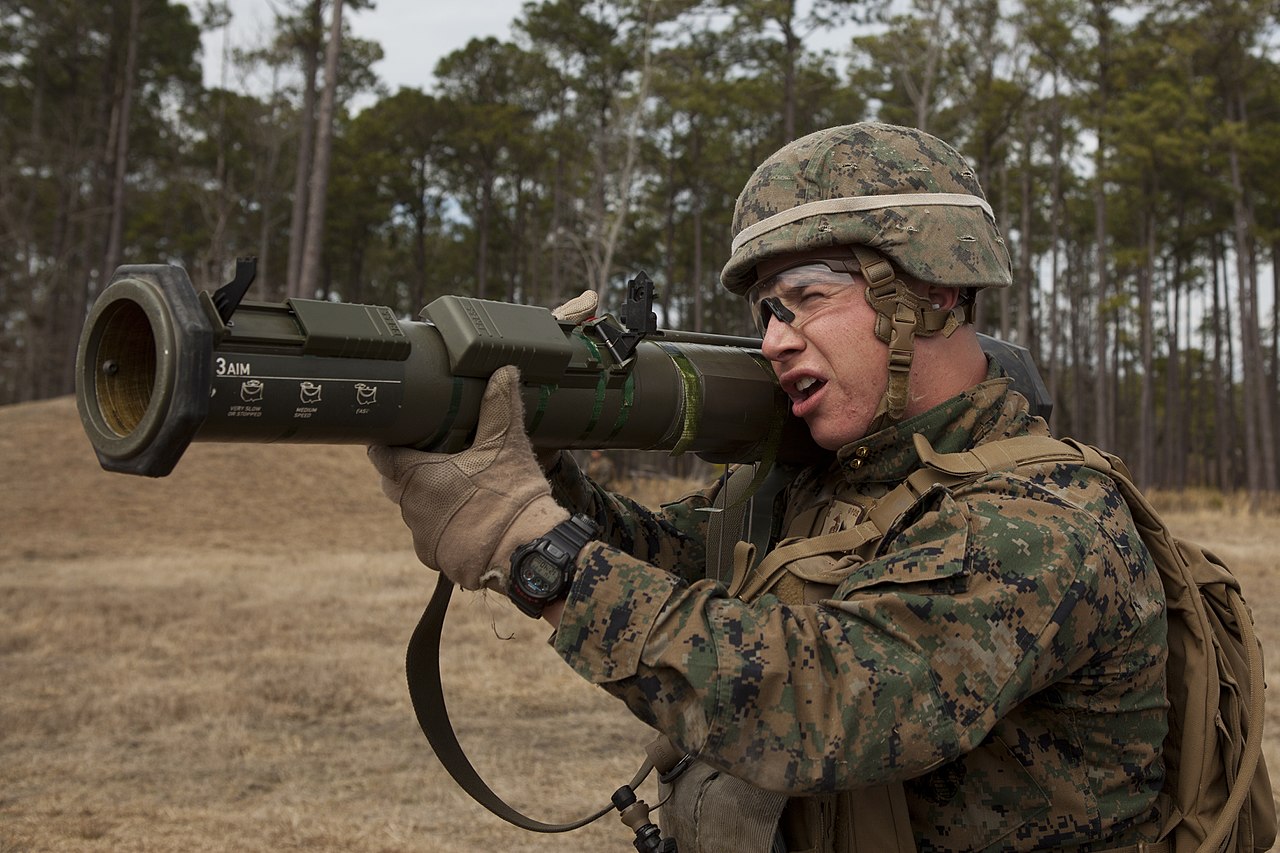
[369,122,1169,853]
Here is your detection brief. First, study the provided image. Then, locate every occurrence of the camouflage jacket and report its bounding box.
[547,368,1169,853]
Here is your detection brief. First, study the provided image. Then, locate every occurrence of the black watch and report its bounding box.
[508,514,599,618]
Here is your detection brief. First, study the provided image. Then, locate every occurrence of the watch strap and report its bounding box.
[545,513,598,566]
[508,513,598,617]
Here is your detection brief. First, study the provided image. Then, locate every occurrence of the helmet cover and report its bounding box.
[721,122,1013,295]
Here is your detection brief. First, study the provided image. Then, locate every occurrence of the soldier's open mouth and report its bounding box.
[795,376,824,400]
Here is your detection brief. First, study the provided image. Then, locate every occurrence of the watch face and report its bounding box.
[518,553,561,599]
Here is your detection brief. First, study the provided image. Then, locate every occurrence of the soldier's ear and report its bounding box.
[922,286,961,311]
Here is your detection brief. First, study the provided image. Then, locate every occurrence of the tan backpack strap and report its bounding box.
[736,460,977,602]
[737,448,978,602]
[1204,586,1267,853]
[724,541,758,599]
[734,519,884,602]
[911,432,1089,477]
[866,466,966,532]
[1057,437,1117,476]
[757,434,1116,603]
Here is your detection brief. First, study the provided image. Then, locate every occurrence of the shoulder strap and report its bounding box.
[733,466,968,602]
[404,578,652,833]
[737,434,1093,602]
[909,432,1102,477]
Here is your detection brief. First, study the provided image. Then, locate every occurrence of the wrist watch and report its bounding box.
[508,513,599,618]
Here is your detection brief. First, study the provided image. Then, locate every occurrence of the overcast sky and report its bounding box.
[198,0,529,95]
[198,1,867,100]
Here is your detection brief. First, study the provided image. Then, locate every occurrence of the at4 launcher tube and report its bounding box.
[75,260,812,477]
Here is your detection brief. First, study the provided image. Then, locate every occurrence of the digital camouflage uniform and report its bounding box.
[546,365,1169,852]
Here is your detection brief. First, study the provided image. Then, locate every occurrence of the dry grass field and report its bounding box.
[3,396,1279,852]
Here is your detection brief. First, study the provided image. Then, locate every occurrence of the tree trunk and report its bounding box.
[412,163,429,311]
[101,0,141,286]
[297,0,344,298]
[1212,237,1235,491]
[998,163,1011,340]
[594,4,656,296]
[1070,244,1087,438]
[778,0,799,140]
[1226,128,1278,495]
[1090,0,1112,451]
[1136,207,1155,488]
[1164,251,1184,489]
[902,0,947,132]
[511,178,526,303]
[1046,76,1064,436]
[477,174,492,299]
[1272,238,1280,487]
[256,128,282,299]
[691,126,704,332]
[286,0,323,298]
[1017,120,1034,355]
[550,139,566,301]
[662,133,678,327]
[1091,217,1110,449]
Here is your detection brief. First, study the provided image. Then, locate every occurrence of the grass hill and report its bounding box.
[2,396,1278,851]
[1,396,406,561]
[1,396,652,852]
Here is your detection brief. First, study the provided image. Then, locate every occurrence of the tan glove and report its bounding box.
[538,289,599,471]
[368,365,568,591]
[551,289,598,324]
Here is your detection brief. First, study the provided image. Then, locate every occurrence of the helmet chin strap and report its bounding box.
[850,246,966,434]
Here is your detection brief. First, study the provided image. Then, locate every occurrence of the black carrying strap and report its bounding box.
[404,576,651,832]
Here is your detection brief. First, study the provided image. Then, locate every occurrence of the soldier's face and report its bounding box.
[756,264,890,450]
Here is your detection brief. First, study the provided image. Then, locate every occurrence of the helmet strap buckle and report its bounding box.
[851,245,895,290]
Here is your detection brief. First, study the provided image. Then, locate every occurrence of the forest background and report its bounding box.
[3,0,1280,496]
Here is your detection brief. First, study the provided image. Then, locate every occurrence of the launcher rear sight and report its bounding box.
[591,271,660,364]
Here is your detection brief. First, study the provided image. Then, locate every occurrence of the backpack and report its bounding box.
[909,434,1277,853]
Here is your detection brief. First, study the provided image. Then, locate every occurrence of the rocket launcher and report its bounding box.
[74,258,1050,478]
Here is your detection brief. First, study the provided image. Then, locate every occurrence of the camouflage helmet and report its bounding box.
[720,122,1013,295]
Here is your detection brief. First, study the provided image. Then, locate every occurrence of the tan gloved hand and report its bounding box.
[368,365,569,591]
[551,289,598,324]
[537,290,600,472]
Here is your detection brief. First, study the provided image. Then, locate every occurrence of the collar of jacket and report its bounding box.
[833,358,1041,486]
